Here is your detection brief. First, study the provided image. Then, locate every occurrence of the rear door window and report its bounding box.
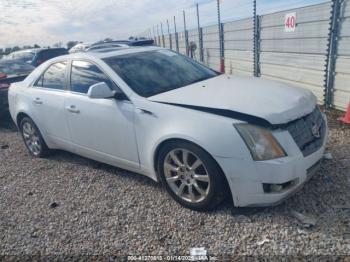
[35,61,67,90]
[70,60,114,94]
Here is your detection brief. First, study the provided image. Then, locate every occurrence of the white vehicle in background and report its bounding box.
[8,46,328,211]
[69,42,93,53]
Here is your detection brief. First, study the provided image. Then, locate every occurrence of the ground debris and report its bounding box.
[323,152,333,160]
[290,210,317,228]
[49,202,59,209]
[257,237,271,246]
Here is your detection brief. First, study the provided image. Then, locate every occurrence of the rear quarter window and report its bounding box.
[34,61,67,90]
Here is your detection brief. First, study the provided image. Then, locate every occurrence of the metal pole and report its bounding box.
[174,16,179,52]
[167,19,172,50]
[183,10,189,56]
[153,26,156,45]
[157,24,161,47]
[325,0,343,108]
[196,3,204,62]
[253,0,260,77]
[217,0,224,73]
[161,22,165,47]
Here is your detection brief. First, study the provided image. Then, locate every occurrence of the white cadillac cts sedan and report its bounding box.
[8,46,328,211]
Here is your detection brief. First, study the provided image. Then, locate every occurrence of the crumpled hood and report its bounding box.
[148,74,317,125]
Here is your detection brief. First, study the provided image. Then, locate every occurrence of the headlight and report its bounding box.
[234,124,287,161]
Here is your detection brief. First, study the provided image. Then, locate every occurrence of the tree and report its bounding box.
[34,44,40,48]
[12,46,20,52]
[66,41,79,50]
[53,42,63,48]
[5,47,12,54]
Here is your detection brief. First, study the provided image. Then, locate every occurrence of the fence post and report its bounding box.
[253,0,261,77]
[199,28,204,63]
[216,0,225,73]
[174,16,179,52]
[325,0,343,108]
[196,4,204,62]
[167,19,172,50]
[152,26,157,45]
[253,17,261,77]
[157,24,161,47]
[161,22,165,47]
[183,10,189,56]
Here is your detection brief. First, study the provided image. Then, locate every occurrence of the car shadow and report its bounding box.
[0,113,17,131]
[48,149,162,189]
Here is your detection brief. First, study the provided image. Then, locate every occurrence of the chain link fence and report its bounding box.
[143,0,350,111]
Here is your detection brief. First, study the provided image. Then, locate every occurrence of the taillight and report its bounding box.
[0,83,10,89]
[0,73,7,79]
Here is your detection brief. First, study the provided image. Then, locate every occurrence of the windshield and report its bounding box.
[0,60,35,75]
[103,50,219,97]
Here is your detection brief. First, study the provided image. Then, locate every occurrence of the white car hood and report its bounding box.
[148,74,317,125]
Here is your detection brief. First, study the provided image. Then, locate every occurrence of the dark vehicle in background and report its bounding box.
[3,48,68,67]
[0,60,35,117]
[86,39,155,52]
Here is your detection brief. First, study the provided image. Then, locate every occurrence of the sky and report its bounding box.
[0,0,326,48]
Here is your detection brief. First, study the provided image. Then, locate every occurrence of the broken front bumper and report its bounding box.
[216,115,328,207]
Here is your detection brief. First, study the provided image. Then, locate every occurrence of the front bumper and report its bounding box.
[216,114,328,207]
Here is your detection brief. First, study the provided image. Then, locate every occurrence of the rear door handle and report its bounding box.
[33,98,43,105]
[66,105,80,114]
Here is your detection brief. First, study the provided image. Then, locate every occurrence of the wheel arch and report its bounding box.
[16,112,31,127]
[152,137,232,201]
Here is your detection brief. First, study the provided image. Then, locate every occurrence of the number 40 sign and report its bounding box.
[285,12,297,32]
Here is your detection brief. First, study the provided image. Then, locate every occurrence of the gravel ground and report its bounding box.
[0,109,349,259]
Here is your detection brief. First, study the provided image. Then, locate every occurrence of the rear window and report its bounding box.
[35,61,67,90]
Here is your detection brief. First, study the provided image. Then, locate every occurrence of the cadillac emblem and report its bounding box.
[311,121,321,138]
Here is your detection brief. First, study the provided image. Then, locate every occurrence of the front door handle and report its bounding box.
[66,105,80,114]
[33,98,43,105]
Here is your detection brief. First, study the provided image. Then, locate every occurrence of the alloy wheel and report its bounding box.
[163,148,210,203]
[22,121,42,156]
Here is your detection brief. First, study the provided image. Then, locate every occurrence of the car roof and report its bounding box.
[53,46,163,61]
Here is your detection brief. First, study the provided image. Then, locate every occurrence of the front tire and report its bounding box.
[158,141,227,211]
[20,117,50,158]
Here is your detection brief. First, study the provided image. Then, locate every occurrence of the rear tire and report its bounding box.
[19,117,50,158]
[157,140,228,211]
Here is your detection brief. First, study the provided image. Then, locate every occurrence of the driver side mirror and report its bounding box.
[88,82,116,99]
